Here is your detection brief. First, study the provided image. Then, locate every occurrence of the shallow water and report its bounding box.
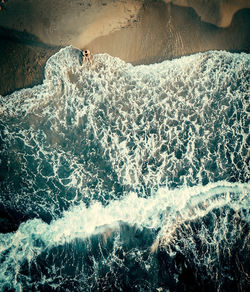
[0,46,249,291]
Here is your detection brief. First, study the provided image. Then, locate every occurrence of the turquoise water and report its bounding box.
[0,47,249,291]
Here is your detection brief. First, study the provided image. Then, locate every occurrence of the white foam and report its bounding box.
[0,47,249,289]
[0,181,249,289]
[1,46,249,197]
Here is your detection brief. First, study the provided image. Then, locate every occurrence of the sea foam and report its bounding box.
[0,46,249,291]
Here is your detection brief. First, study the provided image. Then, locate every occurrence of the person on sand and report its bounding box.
[82,49,93,66]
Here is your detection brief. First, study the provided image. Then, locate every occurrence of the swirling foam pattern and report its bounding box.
[0,46,249,291]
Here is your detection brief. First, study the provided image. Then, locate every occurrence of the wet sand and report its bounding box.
[0,32,59,96]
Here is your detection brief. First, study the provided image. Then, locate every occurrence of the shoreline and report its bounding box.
[1,42,249,98]
[0,1,249,96]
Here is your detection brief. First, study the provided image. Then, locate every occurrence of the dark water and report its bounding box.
[0,47,249,291]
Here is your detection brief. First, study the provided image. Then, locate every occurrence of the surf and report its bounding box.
[0,46,249,291]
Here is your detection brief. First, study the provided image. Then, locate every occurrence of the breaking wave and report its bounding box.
[0,46,249,291]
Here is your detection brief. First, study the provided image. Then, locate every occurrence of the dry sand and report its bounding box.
[0,0,249,96]
[164,0,250,27]
[86,2,250,64]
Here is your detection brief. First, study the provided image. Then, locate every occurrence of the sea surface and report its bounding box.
[0,46,249,291]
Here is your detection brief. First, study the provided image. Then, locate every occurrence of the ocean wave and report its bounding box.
[0,46,249,291]
[0,181,249,290]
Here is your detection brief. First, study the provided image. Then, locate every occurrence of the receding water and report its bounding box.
[0,46,249,291]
